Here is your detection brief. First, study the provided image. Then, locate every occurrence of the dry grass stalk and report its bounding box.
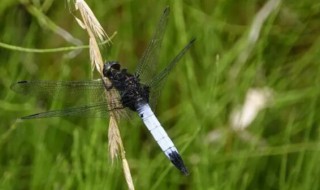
[75,0,110,42]
[89,34,104,72]
[72,0,134,189]
[231,0,281,78]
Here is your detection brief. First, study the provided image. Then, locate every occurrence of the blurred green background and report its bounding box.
[1,0,320,189]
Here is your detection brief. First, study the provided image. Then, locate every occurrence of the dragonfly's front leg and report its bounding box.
[106,84,113,91]
[101,78,114,91]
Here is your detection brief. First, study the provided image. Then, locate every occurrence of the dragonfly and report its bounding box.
[11,7,194,175]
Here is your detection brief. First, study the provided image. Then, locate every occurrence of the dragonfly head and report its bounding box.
[103,61,121,77]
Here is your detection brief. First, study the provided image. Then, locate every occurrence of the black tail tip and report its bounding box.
[180,166,189,176]
[168,151,189,176]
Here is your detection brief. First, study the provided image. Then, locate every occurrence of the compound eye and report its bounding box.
[103,61,121,77]
[111,62,120,70]
[104,61,120,70]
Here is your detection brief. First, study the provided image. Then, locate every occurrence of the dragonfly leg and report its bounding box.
[106,84,113,91]
[110,106,125,111]
[101,77,114,91]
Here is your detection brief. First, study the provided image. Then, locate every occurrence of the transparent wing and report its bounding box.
[148,39,195,109]
[134,6,170,84]
[20,103,112,119]
[10,80,108,105]
[10,79,127,119]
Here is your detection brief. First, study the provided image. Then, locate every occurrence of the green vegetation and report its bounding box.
[1,0,320,189]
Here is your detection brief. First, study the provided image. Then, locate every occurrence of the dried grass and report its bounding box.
[72,0,134,189]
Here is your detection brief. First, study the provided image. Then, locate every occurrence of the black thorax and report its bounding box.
[103,62,149,111]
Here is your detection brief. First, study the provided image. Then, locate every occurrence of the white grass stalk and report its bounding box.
[72,1,134,189]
